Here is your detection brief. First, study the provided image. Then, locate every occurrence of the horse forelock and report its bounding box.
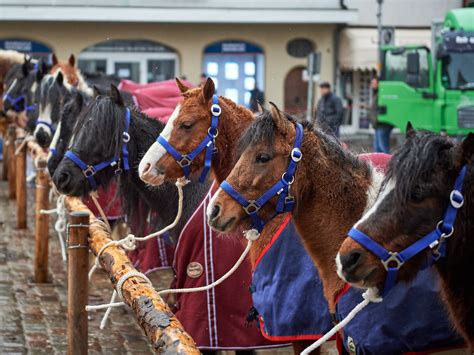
[386,131,454,209]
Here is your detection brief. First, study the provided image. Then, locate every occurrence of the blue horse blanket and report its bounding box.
[251,214,464,352]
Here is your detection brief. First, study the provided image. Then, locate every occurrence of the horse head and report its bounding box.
[138,78,214,186]
[337,125,474,293]
[207,104,298,233]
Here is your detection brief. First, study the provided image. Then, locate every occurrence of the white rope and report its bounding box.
[38,193,67,262]
[301,288,382,355]
[14,134,34,156]
[86,271,153,329]
[157,229,260,296]
[88,178,188,281]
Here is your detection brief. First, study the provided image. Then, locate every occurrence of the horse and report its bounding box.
[0,50,25,111]
[50,53,90,94]
[138,78,324,354]
[207,106,465,353]
[337,126,474,350]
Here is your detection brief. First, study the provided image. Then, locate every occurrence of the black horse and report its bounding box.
[52,85,210,241]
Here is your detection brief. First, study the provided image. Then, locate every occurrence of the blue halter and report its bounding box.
[220,123,304,233]
[156,95,220,183]
[36,119,56,134]
[348,165,467,296]
[3,93,36,113]
[64,108,131,191]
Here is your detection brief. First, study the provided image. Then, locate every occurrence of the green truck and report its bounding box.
[379,8,474,135]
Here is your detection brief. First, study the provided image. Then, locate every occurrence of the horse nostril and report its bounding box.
[142,163,153,176]
[341,250,364,272]
[210,204,220,221]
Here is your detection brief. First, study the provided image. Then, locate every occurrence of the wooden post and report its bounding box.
[67,211,89,355]
[1,130,8,181]
[7,125,16,199]
[15,139,27,229]
[34,158,50,283]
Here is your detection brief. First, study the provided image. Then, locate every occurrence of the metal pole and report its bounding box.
[34,158,50,283]
[377,0,384,72]
[15,139,27,229]
[306,52,315,123]
[67,211,89,355]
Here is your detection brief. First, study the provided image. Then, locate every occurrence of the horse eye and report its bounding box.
[409,187,424,202]
[256,153,271,164]
[180,122,193,130]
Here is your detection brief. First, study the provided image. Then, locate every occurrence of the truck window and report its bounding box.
[442,52,474,90]
[382,48,429,88]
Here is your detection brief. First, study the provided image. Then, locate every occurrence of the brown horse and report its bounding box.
[338,127,474,350]
[207,104,379,312]
[0,49,25,122]
[139,79,317,354]
[50,53,89,93]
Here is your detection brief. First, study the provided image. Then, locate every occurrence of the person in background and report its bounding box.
[314,82,344,138]
[249,83,265,113]
[199,73,207,87]
[370,78,393,153]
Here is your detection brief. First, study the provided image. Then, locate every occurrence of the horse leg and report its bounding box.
[292,340,321,354]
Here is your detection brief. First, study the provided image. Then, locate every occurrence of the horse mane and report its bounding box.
[386,131,454,208]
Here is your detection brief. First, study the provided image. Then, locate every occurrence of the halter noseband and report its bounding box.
[220,123,304,233]
[348,165,467,296]
[36,119,56,135]
[64,108,131,191]
[156,95,220,183]
[3,93,36,113]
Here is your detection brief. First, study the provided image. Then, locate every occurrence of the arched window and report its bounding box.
[203,40,264,107]
[0,38,52,62]
[78,39,179,83]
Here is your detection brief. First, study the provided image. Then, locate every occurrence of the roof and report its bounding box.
[0,0,358,24]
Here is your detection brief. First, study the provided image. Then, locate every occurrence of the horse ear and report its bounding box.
[405,121,416,139]
[68,54,76,67]
[22,62,29,77]
[92,85,101,98]
[52,53,59,66]
[109,84,124,106]
[56,71,64,86]
[257,102,264,114]
[201,77,215,103]
[269,102,292,134]
[37,61,47,81]
[176,78,190,93]
[457,133,474,165]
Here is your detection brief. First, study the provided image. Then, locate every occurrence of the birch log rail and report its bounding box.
[64,196,200,354]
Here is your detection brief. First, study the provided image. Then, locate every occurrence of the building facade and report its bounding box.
[0,0,356,111]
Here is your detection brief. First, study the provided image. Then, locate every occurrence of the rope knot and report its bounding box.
[362,287,383,303]
[175,177,190,187]
[120,234,137,251]
[244,229,260,241]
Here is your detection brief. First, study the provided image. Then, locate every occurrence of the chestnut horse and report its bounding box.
[50,53,90,93]
[208,107,464,353]
[338,127,474,350]
[138,79,318,354]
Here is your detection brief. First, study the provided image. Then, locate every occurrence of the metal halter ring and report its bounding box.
[281,172,295,185]
[436,220,454,239]
[243,201,261,215]
[83,166,96,178]
[122,132,131,143]
[291,148,303,162]
[449,190,464,209]
[211,104,222,116]
[381,252,405,271]
[208,127,219,138]
[177,155,192,167]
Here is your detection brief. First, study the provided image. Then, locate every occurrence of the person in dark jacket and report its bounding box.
[369,78,393,153]
[249,84,264,113]
[314,82,344,137]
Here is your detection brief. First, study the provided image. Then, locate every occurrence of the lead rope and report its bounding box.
[40,191,67,262]
[86,178,189,329]
[301,288,382,355]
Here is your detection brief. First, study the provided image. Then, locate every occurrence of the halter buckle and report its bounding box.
[211,104,222,116]
[83,166,96,178]
[122,132,131,143]
[177,155,192,168]
[381,252,404,271]
[291,148,303,162]
[449,190,464,209]
[243,200,261,215]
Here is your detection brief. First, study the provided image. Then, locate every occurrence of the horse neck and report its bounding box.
[213,97,254,183]
[293,131,374,307]
[435,176,474,344]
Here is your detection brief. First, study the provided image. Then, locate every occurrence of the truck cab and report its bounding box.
[378,8,474,135]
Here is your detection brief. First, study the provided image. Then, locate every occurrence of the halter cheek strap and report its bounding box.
[64,108,131,191]
[220,123,304,232]
[156,94,220,183]
[348,164,467,296]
